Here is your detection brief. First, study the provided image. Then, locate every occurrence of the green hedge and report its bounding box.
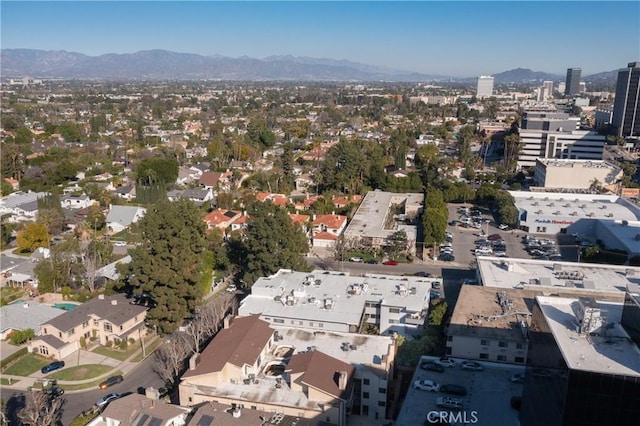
[0,347,28,370]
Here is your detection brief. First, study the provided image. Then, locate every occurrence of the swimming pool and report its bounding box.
[53,302,79,311]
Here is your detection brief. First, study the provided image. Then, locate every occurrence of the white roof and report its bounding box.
[536,296,640,376]
[477,256,640,295]
[239,269,436,326]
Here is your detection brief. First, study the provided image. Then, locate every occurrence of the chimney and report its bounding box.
[189,353,200,371]
[111,300,117,305]
[98,294,105,300]
[145,386,160,400]
[338,371,347,390]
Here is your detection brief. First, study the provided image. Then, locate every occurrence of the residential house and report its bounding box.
[312,214,347,248]
[113,185,136,201]
[28,293,148,360]
[0,191,49,222]
[204,209,242,233]
[179,315,355,426]
[0,302,64,340]
[167,188,214,207]
[256,192,290,208]
[87,393,191,426]
[295,174,315,192]
[60,194,94,209]
[94,255,132,288]
[106,205,146,234]
[332,194,362,209]
[294,195,322,212]
[199,171,226,190]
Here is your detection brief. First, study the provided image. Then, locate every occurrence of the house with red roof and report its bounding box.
[312,214,348,248]
[203,209,242,232]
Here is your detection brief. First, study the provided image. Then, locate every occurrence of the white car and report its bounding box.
[349,257,363,263]
[412,379,440,392]
[461,361,484,371]
[113,241,127,247]
[498,224,510,230]
[436,357,456,368]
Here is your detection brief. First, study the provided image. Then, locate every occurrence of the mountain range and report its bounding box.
[0,49,617,84]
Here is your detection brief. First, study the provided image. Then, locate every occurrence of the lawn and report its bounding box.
[46,364,112,381]
[92,335,158,361]
[2,354,49,376]
[0,378,19,386]
[130,337,162,362]
[60,370,124,391]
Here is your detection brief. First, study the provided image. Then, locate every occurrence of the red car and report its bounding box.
[383,260,399,266]
[488,234,503,241]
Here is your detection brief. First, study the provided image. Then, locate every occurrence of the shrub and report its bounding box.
[128,338,135,345]
[79,336,86,348]
[105,341,113,348]
[118,340,127,350]
[9,329,35,345]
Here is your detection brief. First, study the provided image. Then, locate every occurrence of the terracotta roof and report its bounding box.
[313,214,347,230]
[182,315,273,378]
[287,350,355,400]
[313,231,338,241]
[204,209,241,227]
[289,214,310,225]
[199,171,223,187]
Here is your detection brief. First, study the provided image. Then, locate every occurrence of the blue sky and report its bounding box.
[1,1,638,77]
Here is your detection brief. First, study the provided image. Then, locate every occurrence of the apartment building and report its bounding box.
[533,159,622,190]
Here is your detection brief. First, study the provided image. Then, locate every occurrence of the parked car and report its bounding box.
[461,361,484,371]
[99,375,124,389]
[96,392,122,409]
[498,224,510,230]
[383,260,398,266]
[420,361,445,373]
[438,253,455,262]
[488,234,503,241]
[531,368,553,378]
[436,357,456,368]
[414,271,432,277]
[509,373,525,384]
[440,384,468,396]
[349,257,363,263]
[113,241,127,247]
[366,259,379,264]
[435,396,464,410]
[430,290,441,299]
[41,361,65,374]
[413,379,440,392]
[431,281,441,289]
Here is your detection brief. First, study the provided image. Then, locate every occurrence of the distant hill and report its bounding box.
[0,49,618,85]
[0,49,447,82]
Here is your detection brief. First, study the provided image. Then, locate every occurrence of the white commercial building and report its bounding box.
[533,159,623,190]
[238,269,439,337]
[518,130,606,168]
[476,75,494,97]
[510,190,640,234]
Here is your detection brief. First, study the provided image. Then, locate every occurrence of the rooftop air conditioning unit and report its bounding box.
[622,220,629,226]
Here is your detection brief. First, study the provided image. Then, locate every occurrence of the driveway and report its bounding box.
[0,341,22,360]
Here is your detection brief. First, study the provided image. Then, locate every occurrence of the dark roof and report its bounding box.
[44,293,147,332]
[286,350,355,400]
[36,334,66,349]
[182,315,273,378]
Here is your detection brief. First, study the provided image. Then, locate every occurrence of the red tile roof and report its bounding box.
[204,209,241,228]
[313,231,338,241]
[313,214,347,230]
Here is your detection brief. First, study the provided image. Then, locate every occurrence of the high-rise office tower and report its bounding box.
[564,68,581,96]
[476,75,494,97]
[612,61,640,138]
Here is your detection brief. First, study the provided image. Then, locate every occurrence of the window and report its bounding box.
[362,406,369,416]
[363,379,370,385]
[93,320,99,326]
[120,325,123,331]
[498,341,508,348]
[104,323,112,332]
[446,347,452,355]
[273,319,284,324]
[82,321,89,328]
[515,357,525,364]
[379,388,386,394]
[378,401,386,407]
[363,392,370,399]
[58,332,62,338]
[39,346,49,355]
[365,302,378,308]
[43,328,47,334]
[497,355,507,361]
[480,339,490,346]
[389,308,401,314]
[388,319,398,324]
[479,353,489,360]
[447,336,453,342]
[516,343,525,350]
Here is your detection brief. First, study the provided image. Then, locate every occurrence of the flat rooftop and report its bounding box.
[239,269,437,327]
[448,285,537,341]
[596,220,640,255]
[343,190,422,240]
[537,296,640,376]
[186,327,393,414]
[537,158,621,172]
[477,256,640,296]
[509,191,640,221]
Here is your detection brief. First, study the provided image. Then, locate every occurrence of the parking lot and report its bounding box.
[444,204,579,267]
[396,356,524,426]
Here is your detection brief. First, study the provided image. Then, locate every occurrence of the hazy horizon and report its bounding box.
[1,1,638,78]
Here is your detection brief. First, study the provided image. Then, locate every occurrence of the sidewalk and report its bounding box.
[0,334,160,393]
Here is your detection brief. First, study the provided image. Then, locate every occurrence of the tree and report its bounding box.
[17,390,64,426]
[183,296,238,355]
[136,157,179,186]
[118,199,206,334]
[154,333,191,387]
[240,201,310,286]
[386,230,408,260]
[16,222,49,253]
[9,328,35,345]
